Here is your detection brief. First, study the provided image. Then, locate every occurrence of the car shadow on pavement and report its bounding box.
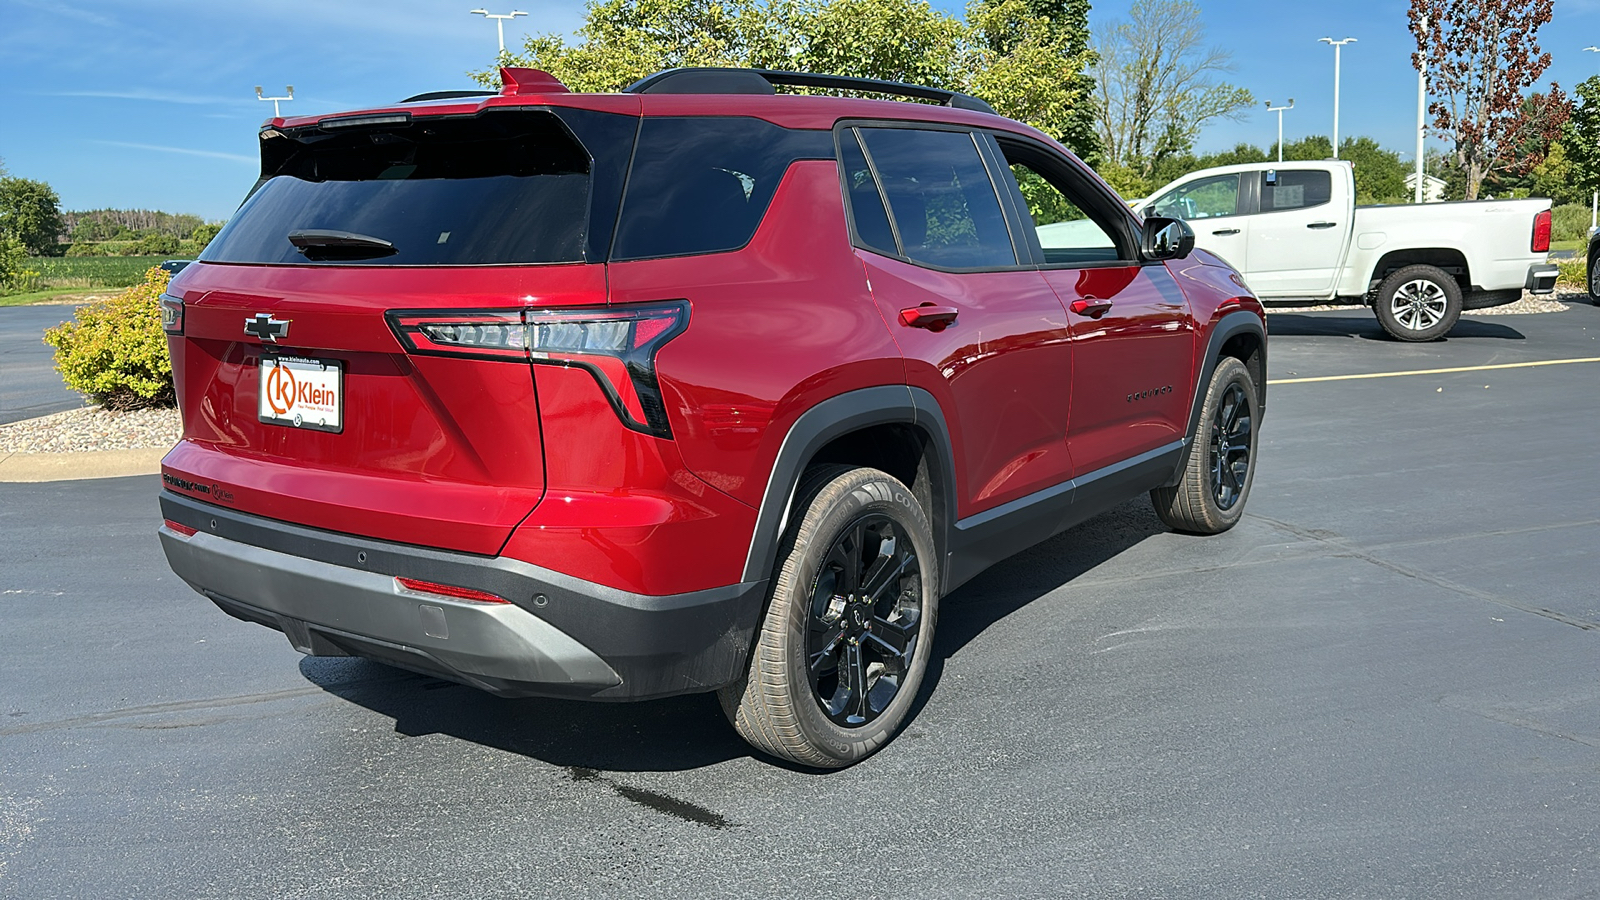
[1266,312,1526,341]
[298,497,1168,774]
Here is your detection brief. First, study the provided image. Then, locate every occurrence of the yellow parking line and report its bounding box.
[1269,357,1600,385]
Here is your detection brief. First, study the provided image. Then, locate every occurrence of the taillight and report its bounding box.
[386,302,688,438]
[159,294,184,334]
[394,577,508,604]
[163,518,197,537]
[1532,209,1552,253]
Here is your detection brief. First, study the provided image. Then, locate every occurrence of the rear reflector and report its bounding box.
[1532,209,1552,253]
[163,518,197,537]
[394,576,508,604]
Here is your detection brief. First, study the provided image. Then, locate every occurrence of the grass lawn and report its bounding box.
[0,288,120,308]
[1551,239,1583,253]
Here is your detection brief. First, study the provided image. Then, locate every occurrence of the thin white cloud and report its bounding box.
[91,141,255,165]
[45,89,234,106]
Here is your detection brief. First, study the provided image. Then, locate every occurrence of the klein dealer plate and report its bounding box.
[258,355,344,433]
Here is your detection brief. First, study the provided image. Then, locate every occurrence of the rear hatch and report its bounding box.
[162,104,636,555]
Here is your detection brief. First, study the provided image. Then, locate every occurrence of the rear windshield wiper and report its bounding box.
[288,229,396,259]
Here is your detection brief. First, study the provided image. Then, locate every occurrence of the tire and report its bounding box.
[1588,251,1600,306]
[1373,264,1463,341]
[1150,356,1259,535]
[719,465,939,768]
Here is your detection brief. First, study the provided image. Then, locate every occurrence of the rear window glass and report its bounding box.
[610,117,833,261]
[203,110,593,266]
[1261,169,1332,211]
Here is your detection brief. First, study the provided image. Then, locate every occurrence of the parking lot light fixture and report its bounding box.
[254,85,293,118]
[1319,37,1357,160]
[1266,99,1294,162]
[470,8,528,55]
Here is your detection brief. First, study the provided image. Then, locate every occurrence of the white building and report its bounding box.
[1404,171,1448,203]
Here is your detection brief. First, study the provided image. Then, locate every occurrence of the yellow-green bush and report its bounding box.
[1556,257,1587,289]
[43,267,175,409]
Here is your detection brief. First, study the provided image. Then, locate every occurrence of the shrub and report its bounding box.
[43,267,175,409]
[1556,257,1587,289]
[1551,203,1591,243]
[0,233,38,293]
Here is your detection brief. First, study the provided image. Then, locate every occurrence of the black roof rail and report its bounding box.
[399,90,499,103]
[624,67,997,115]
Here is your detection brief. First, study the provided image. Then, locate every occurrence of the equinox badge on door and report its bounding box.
[245,313,290,343]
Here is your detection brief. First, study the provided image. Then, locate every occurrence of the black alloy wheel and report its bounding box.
[805,514,923,726]
[1208,381,1252,511]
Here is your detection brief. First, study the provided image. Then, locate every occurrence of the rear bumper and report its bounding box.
[1526,262,1559,294]
[159,492,766,701]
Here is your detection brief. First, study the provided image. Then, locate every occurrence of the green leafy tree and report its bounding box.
[472,0,1099,159]
[0,177,65,256]
[1557,75,1600,206]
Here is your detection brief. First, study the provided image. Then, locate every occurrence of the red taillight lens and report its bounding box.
[1532,209,1552,253]
[159,294,184,334]
[386,302,688,437]
[394,577,508,604]
[163,518,197,537]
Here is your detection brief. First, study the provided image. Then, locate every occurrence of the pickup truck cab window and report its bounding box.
[1149,173,1242,220]
[1260,169,1332,212]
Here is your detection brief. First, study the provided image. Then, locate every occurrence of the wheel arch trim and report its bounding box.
[740,385,957,586]
[1185,310,1267,443]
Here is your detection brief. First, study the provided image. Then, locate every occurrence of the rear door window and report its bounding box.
[1260,169,1332,211]
[203,109,601,266]
[610,118,833,260]
[857,127,1017,270]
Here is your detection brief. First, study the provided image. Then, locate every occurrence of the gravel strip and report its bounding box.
[1271,289,1586,316]
[0,406,181,454]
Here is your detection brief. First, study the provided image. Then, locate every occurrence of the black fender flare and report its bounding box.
[739,385,957,590]
[1170,310,1267,484]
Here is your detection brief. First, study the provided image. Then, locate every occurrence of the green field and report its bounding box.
[10,256,170,294]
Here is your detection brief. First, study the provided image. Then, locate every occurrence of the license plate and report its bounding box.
[259,355,344,433]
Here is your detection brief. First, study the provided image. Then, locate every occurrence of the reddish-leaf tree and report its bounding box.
[1409,0,1569,199]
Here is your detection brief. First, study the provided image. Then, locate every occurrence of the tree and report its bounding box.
[0,177,65,256]
[1090,0,1253,179]
[1409,0,1568,200]
[473,0,1101,159]
[1557,75,1600,206]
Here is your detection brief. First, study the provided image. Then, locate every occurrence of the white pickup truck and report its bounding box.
[1136,160,1558,341]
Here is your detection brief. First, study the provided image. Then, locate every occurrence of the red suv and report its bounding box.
[158,67,1266,768]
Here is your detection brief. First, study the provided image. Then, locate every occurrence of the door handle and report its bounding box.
[1069,297,1114,318]
[1211,228,1241,236]
[1307,221,1338,229]
[899,303,959,331]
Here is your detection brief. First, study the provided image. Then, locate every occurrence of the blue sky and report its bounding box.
[2,0,1598,222]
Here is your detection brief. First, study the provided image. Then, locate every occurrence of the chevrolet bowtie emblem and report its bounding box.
[244,313,290,343]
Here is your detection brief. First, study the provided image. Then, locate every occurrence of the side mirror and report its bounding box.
[1142,216,1194,260]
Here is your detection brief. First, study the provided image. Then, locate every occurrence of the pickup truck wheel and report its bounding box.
[1588,251,1600,305]
[1150,357,1257,535]
[719,465,938,769]
[1374,264,1462,341]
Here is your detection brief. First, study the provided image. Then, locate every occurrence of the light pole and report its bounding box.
[1265,99,1294,162]
[470,8,527,55]
[1319,37,1357,160]
[254,85,293,118]
[1588,48,1600,227]
[1415,18,1429,203]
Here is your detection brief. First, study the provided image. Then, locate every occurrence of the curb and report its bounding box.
[0,448,166,483]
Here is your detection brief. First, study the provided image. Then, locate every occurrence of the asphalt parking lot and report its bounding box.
[2,302,1598,898]
[0,306,85,425]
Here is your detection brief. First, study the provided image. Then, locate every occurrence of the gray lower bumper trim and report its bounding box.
[161,528,621,691]
[1526,262,1559,294]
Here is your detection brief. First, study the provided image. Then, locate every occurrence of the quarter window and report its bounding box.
[857,128,1017,269]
